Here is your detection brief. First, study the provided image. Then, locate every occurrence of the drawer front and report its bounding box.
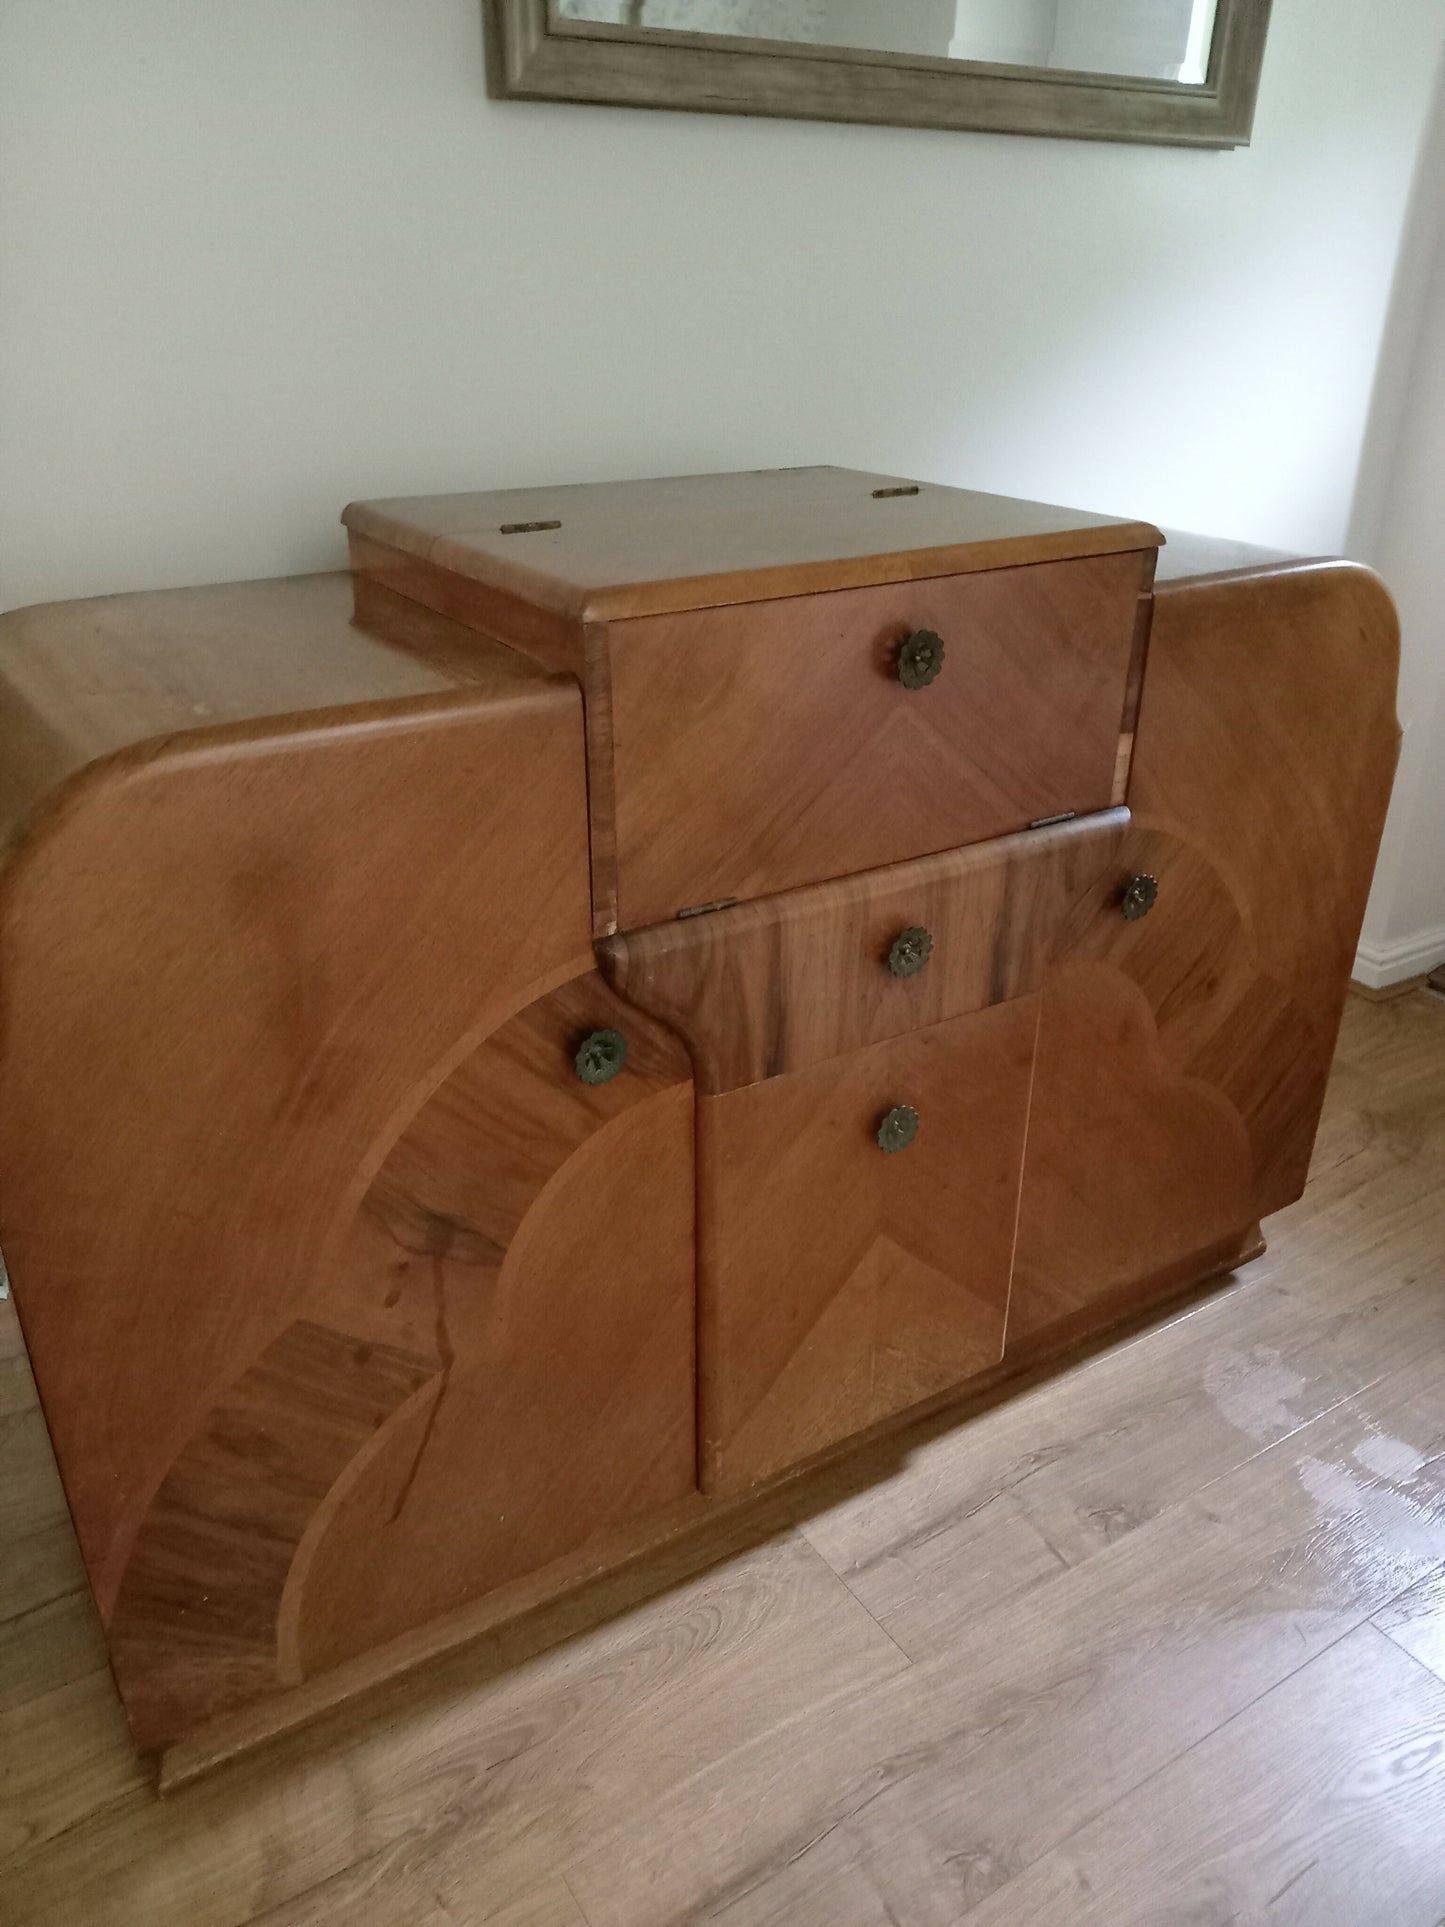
[698,998,1037,1494]
[602,808,1128,1093]
[602,549,1150,929]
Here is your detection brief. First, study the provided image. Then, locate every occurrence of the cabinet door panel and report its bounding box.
[1008,960,1257,1351]
[699,998,1038,1494]
[106,970,697,1747]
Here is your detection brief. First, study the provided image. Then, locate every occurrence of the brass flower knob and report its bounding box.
[1120,874,1159,922]
[877,1105,920,1154]
[896,630,945,691]
[886,926,934,979]
[575,1028,628,1085]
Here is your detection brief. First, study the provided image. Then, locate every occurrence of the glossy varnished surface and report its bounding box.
[1008,556,1401,1347]
[600,808,1127,1092]
[697,997,1039,1493]
[344,466,1161,628]
[597,550,1148,927]
[0,654,598,1751]
[103,968,698,1751]
[3,989,1445,1922]
[0,573,548,845]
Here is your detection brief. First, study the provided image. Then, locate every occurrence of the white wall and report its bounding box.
[2,0,1443,616]
[1352,68,1445,989]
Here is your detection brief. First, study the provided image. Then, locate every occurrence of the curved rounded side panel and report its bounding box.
[0,681,637,1750]
[1009,560,1402,1351]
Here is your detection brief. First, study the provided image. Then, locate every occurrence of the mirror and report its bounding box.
[489,0,1272,148]
[553,1,1220,88]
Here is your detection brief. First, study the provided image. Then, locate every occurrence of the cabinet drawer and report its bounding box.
[602,807,1129,1092]
[604,550,1150,928]
[698,999,1037,1493]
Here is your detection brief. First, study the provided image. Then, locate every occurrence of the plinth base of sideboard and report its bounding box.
[156,1220,1265,1794]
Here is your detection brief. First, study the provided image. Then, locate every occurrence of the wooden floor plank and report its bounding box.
[558,1341,1445,1925]
[0,1534,907,1927]
[258,1870,591,1927]
[0,1297,27,1366]
[1375,1566,1445,1687]
[961,1622,1445,1925]
[0,1667,150,1862]
[0,1348,36,1421]
[0,1587,108,1719]
[0,1396,89,1628]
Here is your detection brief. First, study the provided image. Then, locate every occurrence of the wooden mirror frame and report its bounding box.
[486,0,1273,149]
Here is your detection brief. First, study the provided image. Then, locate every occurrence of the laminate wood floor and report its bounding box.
[3,989,1444,1925]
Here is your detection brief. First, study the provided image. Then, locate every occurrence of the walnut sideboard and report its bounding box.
[0,468,1400,1783]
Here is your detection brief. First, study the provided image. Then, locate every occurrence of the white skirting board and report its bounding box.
[1353,923,1445,991]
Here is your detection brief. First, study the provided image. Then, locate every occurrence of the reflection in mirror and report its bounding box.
[554,0,1220,85]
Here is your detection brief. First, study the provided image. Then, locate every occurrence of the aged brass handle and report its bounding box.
[574,1028,628,1085]
[895,629,945,691]
[1119,874,1159,922]
[877,1105,920,1154]
[886,926,934,979]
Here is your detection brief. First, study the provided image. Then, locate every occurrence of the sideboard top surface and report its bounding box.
[342,466,1165,623]
[0,571,571,848]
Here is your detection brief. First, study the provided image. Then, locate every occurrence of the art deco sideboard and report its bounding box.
[0,468,1400,1781]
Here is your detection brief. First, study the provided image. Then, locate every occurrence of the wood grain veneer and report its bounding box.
[698,997,1040,1494]
[7,987,1445,1917]
[0,619,601,1752]
[0,571,544,847]
[600,807,1127,1091]
[599,549,1150,927]
[0,478,1400,1783]
[344,466,1162,633]
[1008,557,1402,1350]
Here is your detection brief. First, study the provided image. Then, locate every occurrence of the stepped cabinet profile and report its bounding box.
[0,467,1399,1781]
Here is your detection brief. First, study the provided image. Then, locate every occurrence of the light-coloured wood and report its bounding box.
[961,1622,1445,1925]
[603,550,1148,926]
[1039,825,1341,1211]
[349,469,1156,926]
[0,518,1401,1792]
[0,1404,90,1625]
[487,0,1273,150]
[0,572,548,847]
[697,997,1039,1493]
[2,990,1443,1924]
[0,643,599,1753]
[600,808,1128,1091]
[1008,961,1263,1348]
[1152,524,1295,582]
[1008,557,1402,1349]
[347,533,584,676]
[344,465,1162,634]
[1352,970,1433,1001]
[287,971,696,1684]
[1138,559,1400,1037]
[1374,1567,1445,1685]
[562,1340,1445,1927]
